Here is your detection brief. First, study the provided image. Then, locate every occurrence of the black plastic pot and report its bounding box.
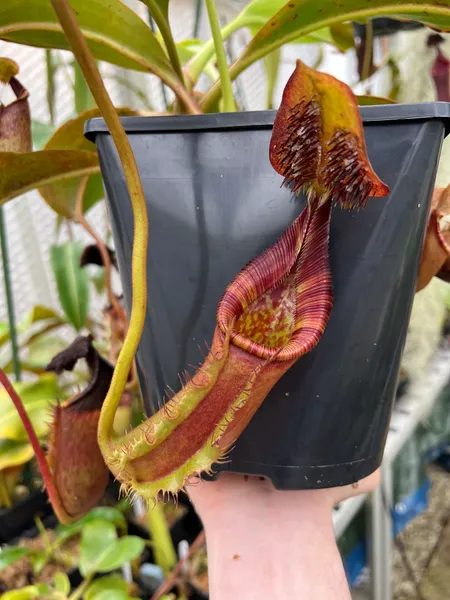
[85,103,450,490]
[353,18,424,39]
[0,489,52,544]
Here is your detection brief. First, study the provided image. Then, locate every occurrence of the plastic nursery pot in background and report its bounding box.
[352,17,425,38]
[85,103,450,490]
[0,489,51,544]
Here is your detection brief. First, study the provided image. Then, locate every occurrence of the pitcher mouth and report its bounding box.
[216,195,334,362]
[227,272,297,361]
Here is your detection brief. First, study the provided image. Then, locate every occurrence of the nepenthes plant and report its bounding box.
[102,59,391,504]
[2,0,449,524]
[0,53,389,522]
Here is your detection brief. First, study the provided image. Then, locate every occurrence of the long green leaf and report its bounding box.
[18,305,64,332]
[139,0,184,83]
[201,0,450,110]
[0,151,99,209]
[186,0,351,86]
[0,547,33,570]
[50,242,89,331]
[177,39,219,82]
[264,49,281,109]
[229,0,358,44]
[245,0,450,59]
[0,0,180,87]
[0,307,66,377]
[73,60,95,114]
[45,50,56,125]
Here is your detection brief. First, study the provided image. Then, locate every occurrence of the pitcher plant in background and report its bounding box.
[0,0,449,523]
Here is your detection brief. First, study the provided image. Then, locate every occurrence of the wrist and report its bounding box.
[202,495,349,600]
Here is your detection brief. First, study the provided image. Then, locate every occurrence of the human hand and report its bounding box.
[188,469,379,600]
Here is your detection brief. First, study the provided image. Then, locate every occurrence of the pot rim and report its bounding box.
[85,102,450,140]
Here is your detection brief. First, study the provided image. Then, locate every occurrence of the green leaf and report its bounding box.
[357,94,397,105]
[18,305,65,333]
[80,519,144,577]
[55,507,127,545]
[185,0,347,86]
[0,587,42,600]
[36,583,52,595]
[264,49,281,109]
[80,519,118,577]
[40,107,141,218]
[0,321,8,339]
[0,305,64,349]
[0,374,58,440]
[329,23,355,52]
[91,270,106,295]
[93,536,145,574]
[201,0,450,110]
[53,572,71,595]
[387,56,401,101]
[45,50,57,125]
[243,0,449,63]
[73,61,95,115]
[0,439,34,471]
[25,335,69,372]
[41,174,103,219]
[176,39,219,82]
[85,575,128,600]
[231,0,295,32]
[30,550,50,575]
[0,547,33,570]
[226,0,353,50]
[138,0,185,84]
[88,591,133,600]
[50,242,90,331]
[0,325,11,348]
[0,151,99,211]
[0,397,52,439]
[31,120,54,150]
[44,108,101,152]
[0,0,181,88]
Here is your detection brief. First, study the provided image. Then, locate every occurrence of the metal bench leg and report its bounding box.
[368,464,393,600]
